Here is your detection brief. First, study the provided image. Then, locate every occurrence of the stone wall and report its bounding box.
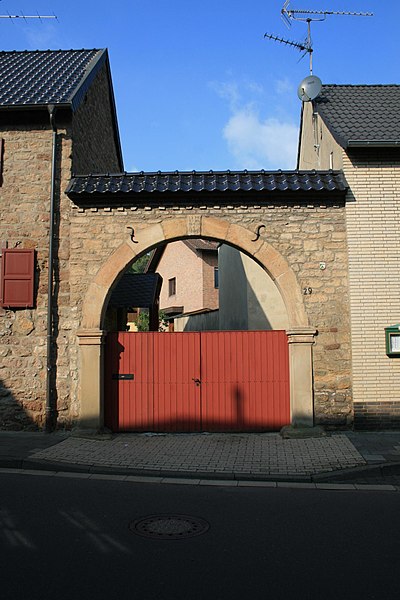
[69,201,351,427]
[0,71,124,430]
[0,111,352,430]
[0,118,74,429]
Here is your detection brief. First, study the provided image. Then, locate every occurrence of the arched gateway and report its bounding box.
[67,170,349,432]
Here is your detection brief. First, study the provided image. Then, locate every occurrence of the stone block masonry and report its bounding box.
[70,200,351,427]
[0,123,66,429]
[0,63,122,430]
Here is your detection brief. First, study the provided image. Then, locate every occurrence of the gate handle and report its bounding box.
[192,378,201,386]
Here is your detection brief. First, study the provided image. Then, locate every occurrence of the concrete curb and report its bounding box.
[0,456,399,484]
[312,461,400,482]
[0,465,397,492]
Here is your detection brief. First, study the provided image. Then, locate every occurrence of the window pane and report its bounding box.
[214,267,219,289]
[168,277,176,296]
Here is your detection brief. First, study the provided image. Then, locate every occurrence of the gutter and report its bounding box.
[0,103,71,112]
[45,104,58,433]
[347,140,400,147]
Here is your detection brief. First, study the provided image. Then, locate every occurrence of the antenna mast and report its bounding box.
[0,1,57,21]
[265,1,373,75]
[0,15,56,20]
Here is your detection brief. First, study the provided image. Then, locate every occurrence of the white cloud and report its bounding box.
[210,77,298,170]
[223,106,298,170]
[275,77,294,95]
[24,23,60,49]
[209,78,264,111]
[209,81,240,110]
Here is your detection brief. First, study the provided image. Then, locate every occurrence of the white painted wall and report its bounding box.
[218,245,289,330]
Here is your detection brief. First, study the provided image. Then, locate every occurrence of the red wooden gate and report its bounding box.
[105,331,289,432]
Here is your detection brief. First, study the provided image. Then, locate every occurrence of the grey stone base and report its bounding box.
[354,402,400,430]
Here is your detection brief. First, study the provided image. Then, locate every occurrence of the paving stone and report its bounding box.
[363,454,385,462]
[237,481,277,487]
[28,432,367,479]
[161,478,201,485]
[354,484,396,491]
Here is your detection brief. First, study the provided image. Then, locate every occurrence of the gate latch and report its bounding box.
[112,374,134,380]
[192,378,201,386]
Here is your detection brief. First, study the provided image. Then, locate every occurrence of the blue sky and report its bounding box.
[1,1,398,172]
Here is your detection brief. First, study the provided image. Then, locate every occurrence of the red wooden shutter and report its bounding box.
[0,248,35,308]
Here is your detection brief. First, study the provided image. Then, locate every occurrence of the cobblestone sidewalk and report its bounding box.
[29,433,365,478]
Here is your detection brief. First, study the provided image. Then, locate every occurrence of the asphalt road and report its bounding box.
[1,472,399,600]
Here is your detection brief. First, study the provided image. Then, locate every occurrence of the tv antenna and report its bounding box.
[0,1,57,22]
[265,2,373,101]
[265,2,373,77]
[280,1,373,27]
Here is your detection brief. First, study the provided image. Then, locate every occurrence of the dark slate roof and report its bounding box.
[314,85,400,148]
[184,239,219,252]
[66,170,348,205]
[0,49,107,110]
[108,273,162,308]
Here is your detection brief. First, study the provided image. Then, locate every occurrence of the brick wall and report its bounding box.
[344,149,400,425]
[299,104,400,429]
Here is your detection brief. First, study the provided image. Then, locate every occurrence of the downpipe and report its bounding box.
[45,105,57,433]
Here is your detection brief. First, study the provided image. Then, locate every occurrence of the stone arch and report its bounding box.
[81,215,308,331]
[77,216,315,431]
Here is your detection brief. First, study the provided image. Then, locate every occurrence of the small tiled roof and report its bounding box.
[184,239,219,252]
[66,170,348,205]
[0,49,106,110]
[108,273,162,308]
[314,85,400,148]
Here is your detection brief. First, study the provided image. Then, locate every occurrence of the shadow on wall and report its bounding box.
[218,246,274,331]
[0,379,38,431]
[246,280,273,330]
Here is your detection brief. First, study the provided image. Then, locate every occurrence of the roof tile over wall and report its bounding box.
[315,85,400,147]
[0,49,103,108]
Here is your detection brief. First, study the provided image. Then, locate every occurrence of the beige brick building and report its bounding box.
[298,85,400,428]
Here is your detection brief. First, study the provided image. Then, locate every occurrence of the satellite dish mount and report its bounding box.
[264,2,373,100]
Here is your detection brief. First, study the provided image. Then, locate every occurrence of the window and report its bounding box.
[214,267,219,289]
[0,248,35,308]
[168,277,176,296]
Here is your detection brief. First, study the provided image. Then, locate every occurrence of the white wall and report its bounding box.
[218,245,289,331]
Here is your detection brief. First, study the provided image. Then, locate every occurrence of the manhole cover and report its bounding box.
[129,514,209,539]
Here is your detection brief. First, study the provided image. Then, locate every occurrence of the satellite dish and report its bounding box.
[297,75,322,102]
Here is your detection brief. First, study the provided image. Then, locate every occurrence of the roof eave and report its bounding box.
[104,53,124,171]
[67,188,349,208]
[67,49,123,170]
[347,140,400,147]
[296,102,305,169]
[0,102,71,112]
[67,49,107,111]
